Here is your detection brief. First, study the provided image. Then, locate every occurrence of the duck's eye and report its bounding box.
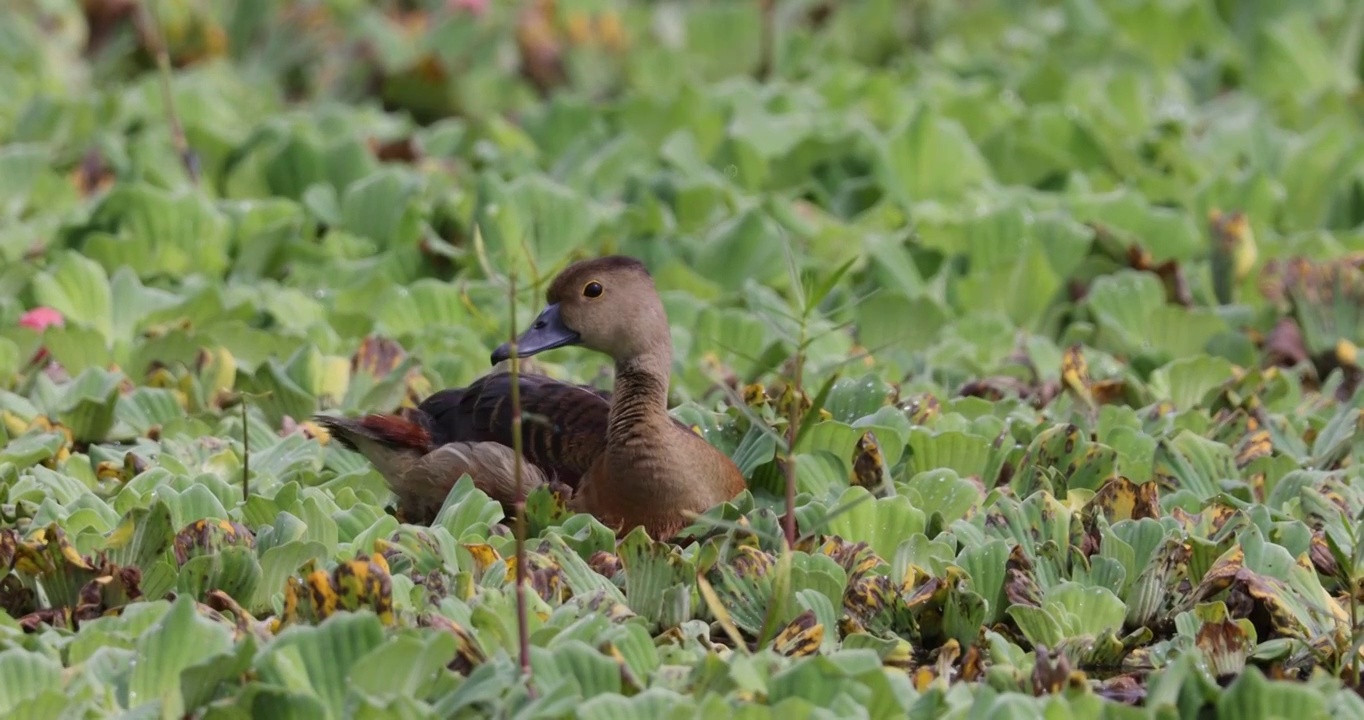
[583,281,603,298]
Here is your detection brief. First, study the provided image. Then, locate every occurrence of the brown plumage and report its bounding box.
[317,255,748,540]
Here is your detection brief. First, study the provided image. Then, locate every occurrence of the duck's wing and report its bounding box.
[314,412,554,523]
[416,372,612,488]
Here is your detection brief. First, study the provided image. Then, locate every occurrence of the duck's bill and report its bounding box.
[491,303,581,364]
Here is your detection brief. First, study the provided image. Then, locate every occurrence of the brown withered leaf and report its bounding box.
[1089,379,1130,405]
[13,524,96,579]
[1061,344,1090,395]
[1004,544,1044,607]
[957,376,1058,408]
[772,609,823,657]
[1126,244,1193,307]
[462,542,501,576]
[1087,476,1162,524]
[773,380,827,423]
[729,544,775,579]
[1209,209,1257,304]
[291,553,397,628]
[932,639,961,681]
[579,589,636,623]
[368,136,421,164]
[1169,504,1242,539]
[422,612,488,675]
[19,607,73,633]
[352,335,407,379]
[72,147,116,197]
[1308,532,1337,579]
[587,550,623,580]
[1262,317,1310,369]
[0,530,16,572]
[902,574,949,612]
[173,519,255,565]
[1058,344,1131,408]
[1333,340,1362,402]
[336,553,396,625]
[1030,645,1072,696]
[904,393,941,424]
[1191,547,1348,648]
[204,589,269,642]
[959,643,985,681]
[741,382,769,407]
[73,565,142,622]
[843,575,899,629]
[850,431,888,491]
[400,366,433,410]
[818,537,881,582]
[1234,429,1272,469]
[1259,254,1364,306]
[505,550,568,604]
[1,574,36,621]
[81,0,136,55]
[1196,612,1250,678]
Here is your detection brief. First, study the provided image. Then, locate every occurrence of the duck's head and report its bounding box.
[491,255,668,365]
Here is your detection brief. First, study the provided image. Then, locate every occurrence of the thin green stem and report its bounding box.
[507,272,534,694]
[137,0,199,184]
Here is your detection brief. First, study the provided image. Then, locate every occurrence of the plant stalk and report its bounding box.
[241,397,249,503]
[783,340,805,549]
[507,272,534,694]
[137,0,199,184]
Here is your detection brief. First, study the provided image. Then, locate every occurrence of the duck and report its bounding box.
[316,255,749,540]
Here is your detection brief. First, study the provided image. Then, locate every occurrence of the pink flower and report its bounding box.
[19,307,64,331]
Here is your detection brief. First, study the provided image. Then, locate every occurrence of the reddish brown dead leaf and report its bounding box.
[1030,645,1072,696]
[81,0,136,55]
[850,431,887,490]
[72,147,116,197]
[1126,245,1193,307]
[1004,544,1043,607]
[352,335,407,379]
[368,136,421,164]
[1195,615,1250,678]
[1262,317,1309,369]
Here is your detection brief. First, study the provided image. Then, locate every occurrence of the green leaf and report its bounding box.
[876,109,992,205]
[1217,665,1327,719]
[82,184,232,278]
[826,487,925,561]
[1149,356,1236,410]
[433,475,504,540]
[339,168,420,247]
[0,648,63,715]
[617,527,693,629]
[31,251,112,339]
[129,596,234,715]
[348,631,457,699]
[258,612,387,719]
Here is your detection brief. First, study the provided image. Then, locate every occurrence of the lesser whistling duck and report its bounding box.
[317,256,749,540]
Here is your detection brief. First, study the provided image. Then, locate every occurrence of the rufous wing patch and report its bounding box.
[358,414,432,451]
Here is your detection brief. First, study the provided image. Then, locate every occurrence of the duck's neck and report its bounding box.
[607,350,672,440]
